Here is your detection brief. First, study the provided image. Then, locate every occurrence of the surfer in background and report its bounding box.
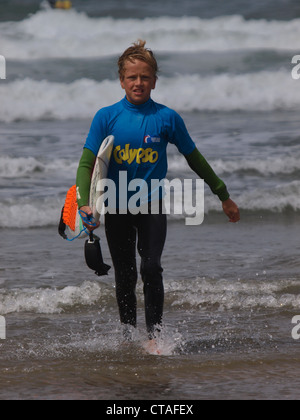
[48,0,72,9]
[76,40,240,351]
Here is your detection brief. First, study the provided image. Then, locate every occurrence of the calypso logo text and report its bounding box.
[113,144,158,165]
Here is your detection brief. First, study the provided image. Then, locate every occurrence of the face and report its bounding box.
[120,59,156,105]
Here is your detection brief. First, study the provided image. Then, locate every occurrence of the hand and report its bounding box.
[222,198,240,223]
[79,205,100,231]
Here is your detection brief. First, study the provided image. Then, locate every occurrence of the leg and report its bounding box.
[136,211,167,338]
[105,213,137,329]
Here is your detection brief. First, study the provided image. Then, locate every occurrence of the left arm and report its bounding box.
[185,147,240,223]
[221,198,240,223]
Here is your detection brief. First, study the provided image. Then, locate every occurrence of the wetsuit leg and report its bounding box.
[136,211,167,338]
[105,208,167,338]
[105,213,138,329]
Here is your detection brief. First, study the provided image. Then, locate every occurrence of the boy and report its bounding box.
[76,40,240,344]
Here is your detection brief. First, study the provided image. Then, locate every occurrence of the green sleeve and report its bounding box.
[76,148,96,208]
[185,147,230,202]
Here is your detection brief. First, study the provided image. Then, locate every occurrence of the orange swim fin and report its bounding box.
[62,185,78,232]
[58,185,83,240]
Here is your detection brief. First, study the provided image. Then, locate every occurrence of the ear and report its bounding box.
[151,74,157,90]
[120,77,125,90]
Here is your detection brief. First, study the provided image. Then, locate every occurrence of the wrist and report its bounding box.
[219,191,230,202]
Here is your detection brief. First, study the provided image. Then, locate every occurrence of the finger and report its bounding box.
[83,221,100,231]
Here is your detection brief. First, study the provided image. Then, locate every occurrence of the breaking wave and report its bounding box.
[0,71,298,123]
[1,10,300,60]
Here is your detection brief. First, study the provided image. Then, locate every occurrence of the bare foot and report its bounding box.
[142,339,161,355]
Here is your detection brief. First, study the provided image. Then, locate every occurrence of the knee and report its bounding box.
[115,263,138,289]
[141,256,163,284]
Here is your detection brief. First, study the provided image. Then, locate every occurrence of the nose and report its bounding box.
[135,76,143,86]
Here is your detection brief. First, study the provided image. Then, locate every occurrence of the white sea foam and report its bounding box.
[1,277,299,316]
[0,145,299,232]
[168,154,300,177]
[0,70,298,123]
[153,72,299,113]
[2,151,298,181]
[0,200,62,228]
[235,180,300,213]
[0,179,299,230]
[166,277,300,311]
[1,10,300,59]
[210,156,300,177]
[1,149,299,185]
[0,156,77,178]
[0,281,104,315]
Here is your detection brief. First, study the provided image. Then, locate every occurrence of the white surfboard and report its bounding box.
[60,135,114,241]
[89,135,114,223]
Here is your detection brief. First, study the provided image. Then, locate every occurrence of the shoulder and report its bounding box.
[151,100,183,123]
[153,100,182,118]
[152,100,175,115]
[93,100,123,120]
[151,100,186,128]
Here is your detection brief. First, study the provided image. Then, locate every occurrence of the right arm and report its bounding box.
[77,106,110,228]
[76,148,99,230]
[185,147,240,222]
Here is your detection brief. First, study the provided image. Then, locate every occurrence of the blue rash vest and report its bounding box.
[83,96,196,207]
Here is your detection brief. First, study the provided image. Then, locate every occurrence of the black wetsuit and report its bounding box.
[105,205,167,338]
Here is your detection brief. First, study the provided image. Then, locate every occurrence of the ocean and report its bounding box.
[0,0,300,401]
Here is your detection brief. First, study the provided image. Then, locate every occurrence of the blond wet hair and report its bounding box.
[118,40,159,80]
